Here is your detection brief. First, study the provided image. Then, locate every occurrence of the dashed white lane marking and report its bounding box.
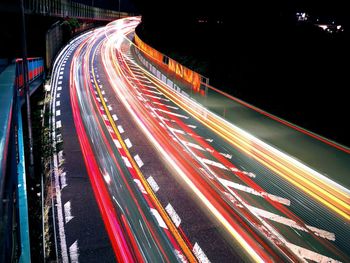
[175,249,187,263]
[141,84,158,90]
[117,125,124,133]
[205,138,213,142]
[159,116,171,122]
[286,242,339,263]
[69,240,79,263]
[102,114,108,121]
[101,90,105,95]
[220,153,232,159]
[113,139,122,149]
[144,94,170,102]
[247,206,335,241]
[108,105,113,111]
[193,243,211,263]
[152,101,179,110]
[60,71,64,75]
[103,173,111,184]
[57,86,62,91]
[59,76,63,79]
[64,201,74,224]
[168,127,186,135]
[197,156,228,170]
[165,203,181,228]
[134,154,144,168]
[57,93,61,98]
[56,120,62,128]
[150,208,168,229]
[112,114,118,121]
[134,179,147,194]
[96,97,101,102]
[124,138,132,148]
[187,124,197,129]
[155,108,189,119]
[147,176,160,192]
[219,177,291,206]
[56,101,61,107]
[60,172,67,189]
[181,140,205,151]
[56,110,61,116]
[144,89,163,96]
[58,81,62,85]
[122,156,132,168]
[58,150,64,165]
[104,97,108,102]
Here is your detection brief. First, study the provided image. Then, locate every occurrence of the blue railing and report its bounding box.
[0,57,44,262]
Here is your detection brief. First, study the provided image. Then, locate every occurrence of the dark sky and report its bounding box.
[74,0,138,12]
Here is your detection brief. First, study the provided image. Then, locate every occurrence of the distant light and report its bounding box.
[317,25,328,30]
[337,25,342,30]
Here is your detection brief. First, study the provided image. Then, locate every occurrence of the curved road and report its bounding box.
[49,17,350,262]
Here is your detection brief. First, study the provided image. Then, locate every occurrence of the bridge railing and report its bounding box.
[0,57,44,262]
[24,0,129,21]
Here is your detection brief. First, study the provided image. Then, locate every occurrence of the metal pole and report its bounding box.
[20,0,35,179]
[118,0,121,19]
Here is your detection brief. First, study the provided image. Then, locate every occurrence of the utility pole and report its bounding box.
[20,0,35,179]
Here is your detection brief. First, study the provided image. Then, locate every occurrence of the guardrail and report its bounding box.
[0,57,44,262]
[134,33,209,94]
[24,0,129,21]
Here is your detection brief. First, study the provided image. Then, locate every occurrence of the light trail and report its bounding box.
[60,17,350,262]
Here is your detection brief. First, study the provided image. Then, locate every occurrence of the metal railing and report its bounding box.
[24,0,129,21]
[0,57,45,263]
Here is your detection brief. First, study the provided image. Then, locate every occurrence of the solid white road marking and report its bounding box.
[150,208,168,229]
[165,203,181,227]
[134,154,144,168]
[147,176,160,192]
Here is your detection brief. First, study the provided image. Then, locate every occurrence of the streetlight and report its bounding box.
[118,0,121,19]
